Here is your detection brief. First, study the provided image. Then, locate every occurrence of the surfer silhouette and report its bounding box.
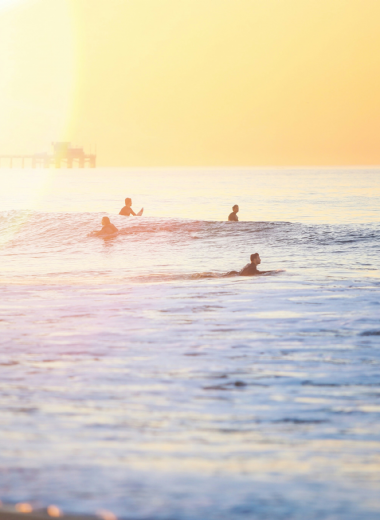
[119,198,143,216]
[239,253,269,275]
[90,216,118,237]
[226,253,277,276]
[228,205,239,221]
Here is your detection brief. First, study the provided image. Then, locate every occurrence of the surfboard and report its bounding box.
[137,208,144,216]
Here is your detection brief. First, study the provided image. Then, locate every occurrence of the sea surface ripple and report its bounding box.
[0,168,379,520]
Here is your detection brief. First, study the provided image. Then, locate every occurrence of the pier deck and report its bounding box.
[0,143,96,168]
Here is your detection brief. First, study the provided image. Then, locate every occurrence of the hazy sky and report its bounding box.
[1,0,380,166]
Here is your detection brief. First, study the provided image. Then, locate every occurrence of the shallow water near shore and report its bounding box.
[0,167,380,519]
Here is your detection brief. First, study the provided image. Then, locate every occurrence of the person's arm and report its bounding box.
[89,229,103,236]
[129,208,137,216]
[93,226,118,236]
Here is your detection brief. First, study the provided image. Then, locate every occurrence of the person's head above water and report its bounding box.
[250,253,261,265]
[102,216,111,226]
[232,205,239,213]
[125,198,132,206]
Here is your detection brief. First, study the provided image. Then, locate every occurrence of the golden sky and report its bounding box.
[1,0,380,166]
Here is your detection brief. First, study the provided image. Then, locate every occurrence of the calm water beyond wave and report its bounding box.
[0,168,379,519]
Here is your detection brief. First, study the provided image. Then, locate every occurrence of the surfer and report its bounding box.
[90,216,118,237]
[239,253,271,275]
[119,198,143,216]
[228,205,239,221]
[226,253,276,276]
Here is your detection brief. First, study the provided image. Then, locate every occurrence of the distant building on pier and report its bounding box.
[0,142,96,168]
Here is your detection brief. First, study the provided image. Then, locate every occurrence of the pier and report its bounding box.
[0,142,96,168]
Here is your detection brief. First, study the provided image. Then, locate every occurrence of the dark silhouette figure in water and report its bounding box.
[119,198,143,216]
[228,204,239,221]
[90,216,118,237]
[227,253,275,276]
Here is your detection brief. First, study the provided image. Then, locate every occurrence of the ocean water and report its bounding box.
[0,167,379,520]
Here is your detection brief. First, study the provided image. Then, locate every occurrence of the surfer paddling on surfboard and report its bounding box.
[119,198,143,216]
[226,253,281,276]
[89,216,118,237]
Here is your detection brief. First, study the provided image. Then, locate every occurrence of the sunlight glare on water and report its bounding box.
[1,167,380,222]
